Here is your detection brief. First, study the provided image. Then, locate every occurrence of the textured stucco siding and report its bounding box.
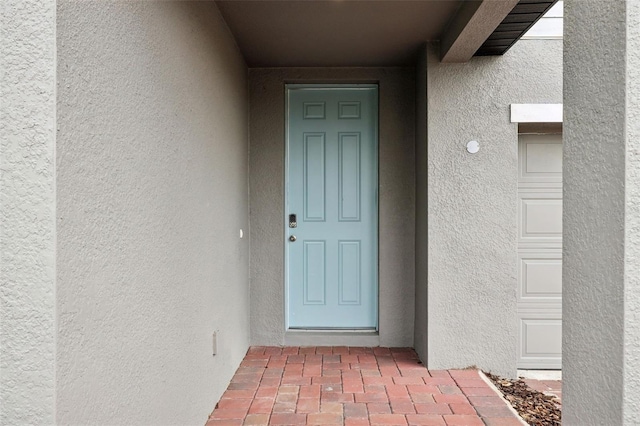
[426,39,562,377]
[414,48,429,361]
[564,0,639,423]
[626,1,640,420]
[56,2,249,424]
[249,68,415,347]
[0,0,57,423]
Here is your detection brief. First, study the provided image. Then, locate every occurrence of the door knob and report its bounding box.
[289,235,297,242]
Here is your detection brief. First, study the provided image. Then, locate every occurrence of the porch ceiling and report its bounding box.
[215,0,464,67]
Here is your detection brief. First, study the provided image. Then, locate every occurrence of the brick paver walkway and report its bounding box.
[206,347,523,426]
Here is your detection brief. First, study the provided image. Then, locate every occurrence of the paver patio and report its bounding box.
[206,347,524,426]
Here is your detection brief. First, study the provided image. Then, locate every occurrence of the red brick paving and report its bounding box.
[206,347,523,426]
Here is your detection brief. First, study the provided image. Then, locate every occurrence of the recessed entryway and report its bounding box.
[249,68,415,348]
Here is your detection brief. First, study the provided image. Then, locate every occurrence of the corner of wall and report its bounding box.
[414,44,429,364]
[424,38,560,377]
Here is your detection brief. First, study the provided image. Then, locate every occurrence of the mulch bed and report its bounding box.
[484,372,561,426]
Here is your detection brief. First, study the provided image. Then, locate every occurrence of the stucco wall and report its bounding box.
[426,39,562,377]
[563,0,639,423]
[56,2,249,424]
[0,0,57,423]
[626,1,640,420]
[249,68,415,347]
[414,48,429,361]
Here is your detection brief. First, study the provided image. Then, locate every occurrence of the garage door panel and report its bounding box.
[525,143,562,174]
[517,313,562,369]
[519,195,563,243]
[517,134,562,370]
[518,253,562,302]
[519,134,562,184]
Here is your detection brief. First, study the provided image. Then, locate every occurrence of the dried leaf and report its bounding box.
[484,372,561,426]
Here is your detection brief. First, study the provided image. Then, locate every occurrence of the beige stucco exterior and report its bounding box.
[1,0,56,422]
[3,0,640,424]
[422,38,563,377]
[55,2,250,424]
[563,0,640,422]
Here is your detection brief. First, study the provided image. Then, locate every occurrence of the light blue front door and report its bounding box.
[286,85,378,329]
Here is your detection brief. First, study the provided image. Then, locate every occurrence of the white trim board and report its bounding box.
[511,104,563,123]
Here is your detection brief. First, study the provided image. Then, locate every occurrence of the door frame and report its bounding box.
[284,83,380,331]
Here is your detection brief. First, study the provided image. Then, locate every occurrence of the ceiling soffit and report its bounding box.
[216,0,462,67]
[215,1,551,66]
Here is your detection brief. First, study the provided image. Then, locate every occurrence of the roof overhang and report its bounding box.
[214,0,555,67]
[475,0,559,56]
[440,0,519,63]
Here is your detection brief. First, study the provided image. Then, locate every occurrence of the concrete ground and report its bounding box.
[522,379,562,405]
[206,347,525,425]
[518,370,562,404]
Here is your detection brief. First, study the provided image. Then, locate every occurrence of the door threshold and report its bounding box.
[285,330,379,347]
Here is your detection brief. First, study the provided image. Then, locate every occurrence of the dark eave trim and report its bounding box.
[474,0,560,57]
[440,0,520,63]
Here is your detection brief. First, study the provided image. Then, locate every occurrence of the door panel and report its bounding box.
[339,241,361,304]
[518,134,562,187]
[517,134,563,369]
[303,241,326,305]
[303,133,326,221]
[339,133,361,221]
[518,252,562,302]
[518,192,563,244]
[286,86,378,329]
[517,311,563,369]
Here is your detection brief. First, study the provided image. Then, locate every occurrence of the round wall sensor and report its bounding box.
[466,140,480,154]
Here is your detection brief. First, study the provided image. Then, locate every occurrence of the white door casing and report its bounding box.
[517,133,563,369]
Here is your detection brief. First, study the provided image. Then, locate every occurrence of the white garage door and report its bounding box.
[517,134,562,369]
